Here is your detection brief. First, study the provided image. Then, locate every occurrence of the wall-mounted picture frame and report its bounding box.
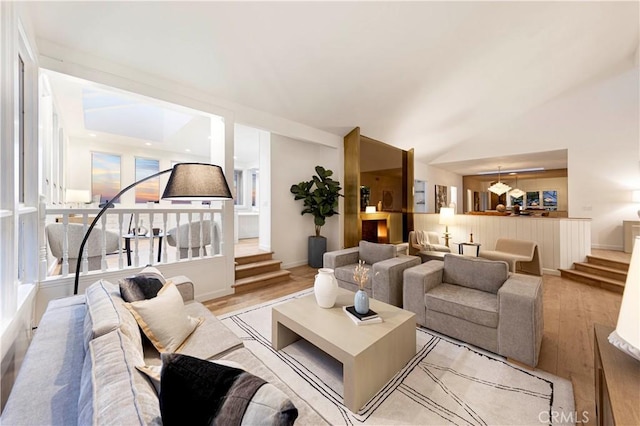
[435,185,448,213]
[382,190,394,210]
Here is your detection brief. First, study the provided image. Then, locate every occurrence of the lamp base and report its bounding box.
[608,330,640,362]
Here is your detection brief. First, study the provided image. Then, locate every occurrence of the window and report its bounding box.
[543,190,558,211]
[91,152,121,204]
[234,169,243,206]
[18,55,25,203]
[134,157,159,203]
[526,191,540,208]
[250,169,258,208]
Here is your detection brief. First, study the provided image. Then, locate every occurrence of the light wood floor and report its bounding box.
[206,252,626,426]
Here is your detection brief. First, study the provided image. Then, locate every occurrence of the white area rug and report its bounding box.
[220,290,575,425]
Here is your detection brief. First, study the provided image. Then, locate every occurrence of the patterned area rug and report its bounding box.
[220,290,575,425]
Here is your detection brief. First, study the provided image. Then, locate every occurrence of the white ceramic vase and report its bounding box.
[314,268,338,308]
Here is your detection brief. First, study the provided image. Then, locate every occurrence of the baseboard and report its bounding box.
[543,268,560,276]
[282,260,310,269]
[592,244,623,251]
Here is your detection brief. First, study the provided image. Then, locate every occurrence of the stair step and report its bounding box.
[574,262,628,281]
[586,255,630,272]
[235,259,283,279]
[235,251,274,265]
[559,269,625,294]
[232,270,292,293]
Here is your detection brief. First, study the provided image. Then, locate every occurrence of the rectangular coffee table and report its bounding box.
[272,287,416,412]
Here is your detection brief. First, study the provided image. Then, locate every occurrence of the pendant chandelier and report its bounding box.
[509,174,525,199]
[488,166,512,196]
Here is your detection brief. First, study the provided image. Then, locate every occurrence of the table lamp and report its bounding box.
[439,207,455,247]
[66,189,91,208]
[608,236,640,361]
[73,163,233,294]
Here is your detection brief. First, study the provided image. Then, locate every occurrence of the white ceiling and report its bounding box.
[28,2,639,174]
[43,69,213,157]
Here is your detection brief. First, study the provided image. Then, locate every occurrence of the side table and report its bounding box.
[594,324,640,426]
[454,242,481,257]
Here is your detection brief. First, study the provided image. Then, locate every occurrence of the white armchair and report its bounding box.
[46,223,120,273]
[166,220,220,259]
[409,230,451,256]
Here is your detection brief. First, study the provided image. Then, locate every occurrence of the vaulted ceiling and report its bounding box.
[27,1,639,173]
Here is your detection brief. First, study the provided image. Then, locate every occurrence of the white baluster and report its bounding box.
[198,212,204,257]
[148,212,154,265]
[134,213,140,267]
[175,213,181,262]
[187,212,193,260]
[101,214,108,270]
[162,212,168,264]
[39,195,48,280]
[81,214,89,274]
[118,213,124,270]
[62,214,69,276]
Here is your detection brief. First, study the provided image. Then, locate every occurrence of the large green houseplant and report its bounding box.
[290,166,342,267]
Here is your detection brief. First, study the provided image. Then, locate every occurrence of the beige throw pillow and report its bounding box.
[125,281,202,353]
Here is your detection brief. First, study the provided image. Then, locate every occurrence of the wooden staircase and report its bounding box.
[233,251,291,294]
[560,254,629,294]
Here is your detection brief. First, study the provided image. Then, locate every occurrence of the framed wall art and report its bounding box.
[435,184,448,213]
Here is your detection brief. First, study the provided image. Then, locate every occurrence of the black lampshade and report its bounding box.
[162,163,233,200]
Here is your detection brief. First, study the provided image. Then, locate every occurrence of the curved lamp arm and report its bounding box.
[73,168,172,295]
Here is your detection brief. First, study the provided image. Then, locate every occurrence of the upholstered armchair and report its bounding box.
[46,223,120,273]
[403,254,543,367]
[408,230,451,256]
[167,220,220,259]
[323,240,420,308]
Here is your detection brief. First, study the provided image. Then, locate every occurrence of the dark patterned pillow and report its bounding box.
[159,353,298,426]
[119,275,164,302]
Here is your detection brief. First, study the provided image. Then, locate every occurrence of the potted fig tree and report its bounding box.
[290,166,342,267]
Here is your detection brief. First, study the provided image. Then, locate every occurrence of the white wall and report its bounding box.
[432,67,640,249]
[270,134,341,268]
[414,161,464,214]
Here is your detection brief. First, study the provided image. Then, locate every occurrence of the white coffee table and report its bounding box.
[272,288,416,412]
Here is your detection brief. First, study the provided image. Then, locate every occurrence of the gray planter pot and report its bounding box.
[308,236,327,268]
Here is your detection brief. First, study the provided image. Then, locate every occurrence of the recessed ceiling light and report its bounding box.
[89,133,97,137]
[145,142,152,146]
[208,136,212,140]
[185,149,191,153]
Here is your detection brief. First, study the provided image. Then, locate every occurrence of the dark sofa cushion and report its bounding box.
[160,353,298,426]
[119,266,167,302]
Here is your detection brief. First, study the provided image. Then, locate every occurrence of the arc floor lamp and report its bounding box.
[73,162,233,295]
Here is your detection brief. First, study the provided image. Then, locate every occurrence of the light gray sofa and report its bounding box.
[403,254,543,367]
[1,276,326,425]
[323,240,421,308]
